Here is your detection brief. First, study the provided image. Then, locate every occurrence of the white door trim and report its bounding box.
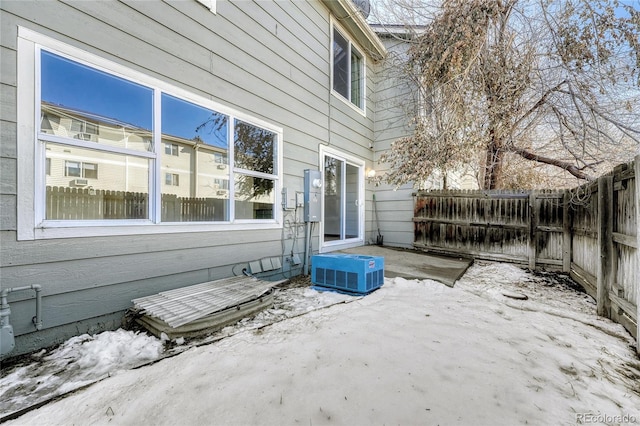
[319,145,365,252]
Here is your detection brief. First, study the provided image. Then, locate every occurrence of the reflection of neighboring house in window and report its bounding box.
[41,102,232,200]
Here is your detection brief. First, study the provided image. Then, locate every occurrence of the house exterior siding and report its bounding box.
[372,32,419,248]
[0,0,384,357]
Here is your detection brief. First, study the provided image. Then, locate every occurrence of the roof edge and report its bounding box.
[321,0,387,60]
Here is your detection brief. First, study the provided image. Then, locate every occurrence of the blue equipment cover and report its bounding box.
[311,253,384,295]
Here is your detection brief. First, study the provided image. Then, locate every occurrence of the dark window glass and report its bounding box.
[333,29,349,99]
[65,161,81,177]
[234,121,275,174]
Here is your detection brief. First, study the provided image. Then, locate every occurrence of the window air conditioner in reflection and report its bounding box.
[73,179,89,187]
[216,189,228,197]
[217,164,227,170]
[74,132,98,142]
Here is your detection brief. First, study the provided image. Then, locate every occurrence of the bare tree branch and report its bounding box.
[509,147,599,180]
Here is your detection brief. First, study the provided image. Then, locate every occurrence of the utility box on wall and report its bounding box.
[311,253,384,294]
[304,169,322,222]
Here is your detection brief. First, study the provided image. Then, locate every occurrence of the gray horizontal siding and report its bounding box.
[0,120,17,158]
[0,0,380,355]
[371,36,417,248]
[0,196,16,230]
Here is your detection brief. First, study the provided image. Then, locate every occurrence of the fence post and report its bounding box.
[597,175,613,317]
[528,191,537,270]
[635,155,640,354]
[562,190,571,273]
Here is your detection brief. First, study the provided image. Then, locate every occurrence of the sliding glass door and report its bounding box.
[321,148,364,251]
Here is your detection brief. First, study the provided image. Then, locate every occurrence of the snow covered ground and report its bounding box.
[1,262,639,425]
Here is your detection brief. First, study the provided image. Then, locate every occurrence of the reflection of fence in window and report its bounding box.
[46,187,225,222]
[46,186,148,220]
[161,194,221,222]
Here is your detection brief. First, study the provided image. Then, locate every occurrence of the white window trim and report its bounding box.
[17,27,283,240]
[318,145,365,253]
[330,18,367,117]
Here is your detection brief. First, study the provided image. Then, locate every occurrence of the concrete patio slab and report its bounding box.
[340,245,473,287]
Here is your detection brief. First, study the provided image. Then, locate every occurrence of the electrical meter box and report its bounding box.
[304,169,321,222]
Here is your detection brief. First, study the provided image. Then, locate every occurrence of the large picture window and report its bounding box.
[332,26,365,111]
[27,40,282,236]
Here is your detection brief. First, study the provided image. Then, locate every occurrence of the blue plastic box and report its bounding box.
[311,253,384,294]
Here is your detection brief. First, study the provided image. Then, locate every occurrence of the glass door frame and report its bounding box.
[319,145,365,252]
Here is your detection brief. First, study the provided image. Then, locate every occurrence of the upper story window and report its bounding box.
[332,25,365,112]
[17,27,283,239]
[165,143,179,156]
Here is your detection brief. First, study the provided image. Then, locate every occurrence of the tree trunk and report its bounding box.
[483,136,504,190]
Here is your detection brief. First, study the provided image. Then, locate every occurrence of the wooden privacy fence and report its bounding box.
[413,157,639,351]
[46,187,217,221]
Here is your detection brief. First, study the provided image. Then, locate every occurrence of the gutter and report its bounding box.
[321,0,387,61]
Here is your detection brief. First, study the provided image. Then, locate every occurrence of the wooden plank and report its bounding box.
[612,232,638,249]
[413,191,529,200]
[609,291,637,322]
[411,217,528,230]
[571,228,598,238]
[536,226,563,232]
[528,192,537,270]
[413,242,528,264]
[613,166,635,184]
[571,262,597,298]
[635,155,640,352]
[562,191,571,273]
[597,176,613,317]
[534,258,563,267]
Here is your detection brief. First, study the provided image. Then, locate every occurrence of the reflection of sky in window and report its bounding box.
[162,94,228,149]
[40,51,153,131]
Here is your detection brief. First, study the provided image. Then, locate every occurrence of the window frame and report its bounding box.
[64,160,98,179]
[165,173,180,186]
[330,19,366,115]
[17,27,283,240]
[164,143,179,157]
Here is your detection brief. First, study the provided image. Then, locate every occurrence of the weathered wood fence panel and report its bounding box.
[413,190,565,269]
[569,181,599,297]
[609,162,638,341]
[413,157,639,351]
[413,190,529,263]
